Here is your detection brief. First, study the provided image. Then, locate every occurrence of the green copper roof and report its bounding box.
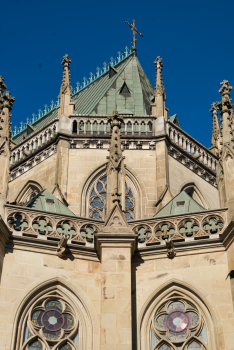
[12,108,58,144]
[24,189,75,216]
[71,54,154,115]
[154,191,205,217]
[170,114,181,127]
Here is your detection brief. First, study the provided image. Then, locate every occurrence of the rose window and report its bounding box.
[151,298,208,349]
[22,297,78,350]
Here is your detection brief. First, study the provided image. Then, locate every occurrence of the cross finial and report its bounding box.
[61,54,71,70]
[125,19,143,52]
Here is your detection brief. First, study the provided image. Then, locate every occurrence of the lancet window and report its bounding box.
[88,174,135,221]
[150,296,208,350]
[20,291,79,350]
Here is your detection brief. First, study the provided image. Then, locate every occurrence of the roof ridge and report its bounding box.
[12,46,133,138]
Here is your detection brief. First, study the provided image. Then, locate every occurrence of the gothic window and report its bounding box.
[79,121,84,134]
[150,297,208,350]
[72,120,77,134]
[127,121,132,135]
[93,121,98,134]
[100,121,105,134]
[134,121,139,134]
[147,122,152,135]
[86,121,91,135]
[21,292,79,350]
[88,175,135,221]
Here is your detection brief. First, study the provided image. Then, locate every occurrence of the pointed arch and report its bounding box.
[14,180,43,205]
[80,163,145,219]
[9,276,99,350]
[179,182,210,210]
[138,277,219,350]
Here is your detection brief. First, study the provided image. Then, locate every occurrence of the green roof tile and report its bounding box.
[154,191,205,217]
[25,189,75,216]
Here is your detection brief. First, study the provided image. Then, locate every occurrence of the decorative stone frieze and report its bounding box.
[129,208,226,245]
[6,205,102,244]
[168,144,217,187]
[10,144,57,181]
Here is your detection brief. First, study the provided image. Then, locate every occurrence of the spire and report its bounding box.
[217,80,233,145]
[151,57,167,118]
[154,56,164,94]
[58,55,74,118]
[0,76,15,217]
[60,54,72,97]
[210,102,220,149]
[106,110,126,216]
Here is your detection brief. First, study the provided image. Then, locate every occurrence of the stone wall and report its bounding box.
[7,154,57,204]
[0,245,233,349]
[169,156,220,209]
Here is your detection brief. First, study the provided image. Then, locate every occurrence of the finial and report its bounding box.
[0,76,7,97]
[219,80,233,96]
[61,54,71,70]
[60,54,72,97]
[217,80,233,116]
[154,56,164,97]
[210,102,220,147]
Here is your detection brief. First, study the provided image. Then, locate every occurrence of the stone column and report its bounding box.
[95,205,137,350]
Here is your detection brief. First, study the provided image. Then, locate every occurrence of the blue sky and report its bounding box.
[1,0,234,148]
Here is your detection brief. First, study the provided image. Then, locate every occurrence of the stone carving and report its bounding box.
[56,236,68,258]
[155,221,176,240]
[7,211,29,232]
[202,214,224,235]
[134,224,152,243]
[32,216,54,235]
[178,218,200,237]
[166,239,176,259]
[80,223,98,243]
[168,144,217,187]
[10,144,57,180]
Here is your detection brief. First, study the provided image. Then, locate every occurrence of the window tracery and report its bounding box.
[88,174,135,220]
[150,297,208,350]
[21,292,79,350]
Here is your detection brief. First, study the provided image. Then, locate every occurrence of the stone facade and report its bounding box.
[0,51,234,350]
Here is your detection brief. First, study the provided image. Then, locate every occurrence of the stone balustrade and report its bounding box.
[5,205,103,244]
[167,122,218,172]
[6,205,227,247]
[70,115,154,136]
[10,121,58,166]
[129,208,227,245]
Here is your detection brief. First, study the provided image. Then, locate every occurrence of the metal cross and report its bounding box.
[125,19,143,50]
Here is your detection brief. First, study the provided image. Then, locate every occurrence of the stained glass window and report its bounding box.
[89,175,135,221]
[151,298,208,350]
[22,297,78,350]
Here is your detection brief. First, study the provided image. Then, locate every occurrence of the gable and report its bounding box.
[25,189,75,216]
[154,191,205,217]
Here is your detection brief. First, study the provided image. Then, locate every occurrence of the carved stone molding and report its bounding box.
[10,144,57,181]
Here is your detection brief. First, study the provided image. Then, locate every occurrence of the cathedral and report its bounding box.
[0,30,234,350]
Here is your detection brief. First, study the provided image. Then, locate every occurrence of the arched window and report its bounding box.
[72,120,77,134]
[134,121,139,135]
[93,121,98,135]
[150,296,208,350]
[147,121,152,135]
[86,121,91,135]
[20,291,79,350]
[88,174,135,221]
[127,121,132,135]
[79,121,84,134]
[15,181,43,205]
[99,121,104,134]
[180,183,209,209]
